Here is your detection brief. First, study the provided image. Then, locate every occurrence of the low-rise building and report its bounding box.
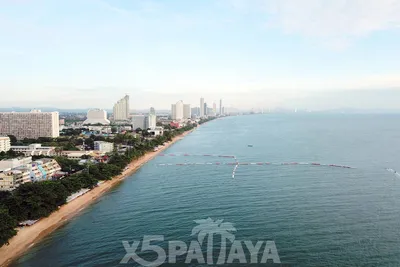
[0,157,32,171]
[11,167,31,185]
[0,172,16,191]
[60,151,93,160]
[0,136,11,152]
[149,127,164,136]
[10,144,56,157]
[94,141,114,153]
[30,158,61,181]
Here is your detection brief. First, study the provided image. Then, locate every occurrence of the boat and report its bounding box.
[248,144,253,147]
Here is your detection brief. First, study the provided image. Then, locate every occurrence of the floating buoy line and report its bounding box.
[157,153,400,179]
[156,153,367,178]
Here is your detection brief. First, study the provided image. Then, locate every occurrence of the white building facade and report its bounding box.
[0,110,59,140]
[183,104,191,119]
[83,109,110,125]
[132,115,147,130]
[0,136,11,152]
[94,141,114,153]
[200,98,205,117]
[113,95,130,121]
[11,144,56,157]
[171,100,184,121]
[148,107,157,129]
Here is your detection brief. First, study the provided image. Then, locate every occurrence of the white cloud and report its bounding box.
[224,0,400,47]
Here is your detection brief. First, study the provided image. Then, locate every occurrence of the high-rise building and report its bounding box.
[132,115,147,130]
[204,103,208,116]
[200,98,205,117]
[213,102,217,114]
[83,109,110,125]
[113,95,130,121]
[0,110,59,140]
[148,107,157,129]
[219,99,222,115]
[183,104,191,119]
[191,107,200,117]
[0,137,11,152]
[171,100,184,121]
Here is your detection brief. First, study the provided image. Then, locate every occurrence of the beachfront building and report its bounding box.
[94,141,114,153]
[30,158,62,182]
[83,109,110,125]
[10,144,56,157]
[0,110,60,140]
[11,167,31,185]
[0,157,32,171]
[113,95,130,121]
[0,156,62,189]
[183,104,191,120]
[219,99,223,115]
[0,136,11,152]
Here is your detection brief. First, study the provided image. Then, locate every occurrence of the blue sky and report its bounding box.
[1,0,400,110]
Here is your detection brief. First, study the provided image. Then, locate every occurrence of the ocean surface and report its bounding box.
[13,114,400,266]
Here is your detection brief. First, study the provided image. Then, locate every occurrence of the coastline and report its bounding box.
[0,129,194,267]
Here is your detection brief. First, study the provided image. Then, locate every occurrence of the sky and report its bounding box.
[1,0,400,110]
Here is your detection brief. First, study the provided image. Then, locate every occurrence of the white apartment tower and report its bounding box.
[171,100,184,121]
[200,97,205,117]
[0,110,59,140]
[113,95,130,121]
[183,104,191,119]
[148,107,157,129]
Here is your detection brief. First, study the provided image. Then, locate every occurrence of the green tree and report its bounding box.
[7,135,17,145]
[0,209,17,246]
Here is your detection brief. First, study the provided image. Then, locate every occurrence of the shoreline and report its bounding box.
[0,129,194,267]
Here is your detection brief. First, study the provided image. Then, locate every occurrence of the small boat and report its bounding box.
[248,144,253,147]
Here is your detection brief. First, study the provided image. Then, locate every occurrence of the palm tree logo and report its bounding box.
[191,217,236,264]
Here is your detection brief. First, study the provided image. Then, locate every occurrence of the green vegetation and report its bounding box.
[0,150,25,160]
[0,118,216,247]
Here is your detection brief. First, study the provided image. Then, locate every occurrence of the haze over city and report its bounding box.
[1,0,400,110]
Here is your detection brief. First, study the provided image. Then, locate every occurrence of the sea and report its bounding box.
[12,114,400,266]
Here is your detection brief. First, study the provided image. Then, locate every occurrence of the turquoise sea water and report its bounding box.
[13,114,400,266]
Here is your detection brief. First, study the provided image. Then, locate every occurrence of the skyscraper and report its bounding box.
[213,102,217,114]
[171,100,184,121]
[204,103,208,116]
[200,97,204,117]
[183,104,191,119]
[113,95,130,121]
[219,99,222,115]
[0,110,59,140]
[148,107,157,129]
[132,115,146,130]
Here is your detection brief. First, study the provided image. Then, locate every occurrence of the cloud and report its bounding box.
[223,0,400,47]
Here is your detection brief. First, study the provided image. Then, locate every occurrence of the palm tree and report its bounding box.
[191,218,236,264]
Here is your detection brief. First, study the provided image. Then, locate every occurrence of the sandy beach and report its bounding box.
[0,129,193,267]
